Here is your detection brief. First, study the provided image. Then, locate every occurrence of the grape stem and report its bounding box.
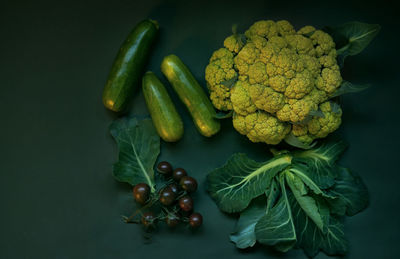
[123,198,157,223]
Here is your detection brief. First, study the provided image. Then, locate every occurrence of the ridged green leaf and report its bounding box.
[292,141,347,188]
[230,196,267,249]
[207,153,291,213]
[285,172,324,232]
[254,175,296,252]
[327,167,369,216]
[289,193,348,257]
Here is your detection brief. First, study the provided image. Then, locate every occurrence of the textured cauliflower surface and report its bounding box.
[205,20,343,145]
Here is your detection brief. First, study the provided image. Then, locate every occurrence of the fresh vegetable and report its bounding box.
[159,187,176,206]
[161,54,221,137]
[157,161,173,175]
[172,168,187,181]
[143,71,184,142]
[133,183,151,204]
[189,213,203,228]
[179,196,193,212]
[205,20,379,146]
[207,140,369,257]
[102,19,159,112]
[168,183,179,195]
[179,176,198,192]
[110,118,160,192]
[110,131,203,230]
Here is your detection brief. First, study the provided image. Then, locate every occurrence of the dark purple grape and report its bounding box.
[165,214,180,227]
[157,161,173,175]
[159,187,176,206]
[189,213,203,228]
[179,176,198,193]
[133,183,150,204]
[169,183,180,195]
[178,196,193,212]
[173,168,187,181]
[141,212,155,227]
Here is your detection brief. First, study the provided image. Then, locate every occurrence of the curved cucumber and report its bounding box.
[142,72,184,142]
[102,19,158,112]
[161,55,220,137]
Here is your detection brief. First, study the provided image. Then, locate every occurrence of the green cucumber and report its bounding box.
[161,55,220,137]
[142,72,184,142]
[102,19,158,112]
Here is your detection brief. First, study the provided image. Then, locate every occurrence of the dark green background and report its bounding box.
[1,0,398,258]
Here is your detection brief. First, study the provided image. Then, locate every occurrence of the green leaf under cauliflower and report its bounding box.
[289,193,348,257]
[285,171,325,232]
[292,140,347,188]
[110,118,160,192]
[230,195,267,249]
[207,153,291,213]
[254,175,296,252]
[326,167,369,216]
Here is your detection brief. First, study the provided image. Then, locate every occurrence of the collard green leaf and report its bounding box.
[255,175,296,252]
[292,140,347,188]
[207,153,291,213]
[326,21,380,65]
[265,179,280,213]
[284,133,316,150]
[289,193,348,257]
[285,172,324,232]
[331,81,370,98]
[327,167,369,216]
[289,164,336,199]
[110,118,159,192]
[230,196,267,249]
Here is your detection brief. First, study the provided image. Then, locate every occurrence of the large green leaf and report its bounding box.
[325,21,380,66]
[292,141,347,188]
[110,118,159,192]
[289,193,348,257]
[285,172,324,232]
[230,196,267,249]
[327,167,369,216]
[207,154,291,213]
[254,175,296,252]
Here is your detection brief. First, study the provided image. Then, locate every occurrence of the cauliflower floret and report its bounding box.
[224,35,244,54]
[291,101,342,143]
[307,101,342,138]
[205,48,237,110]
[248,84,285,113]
[230,81,257,115]
[315,67,342,94]
[205,20,344,145]
[233,112,291,144]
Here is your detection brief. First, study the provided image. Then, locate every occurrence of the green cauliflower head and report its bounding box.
[205,20,343,145]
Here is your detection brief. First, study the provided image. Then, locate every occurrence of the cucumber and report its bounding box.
[142,72,184,142]
[102,19,158,112]
[161,55,220,137]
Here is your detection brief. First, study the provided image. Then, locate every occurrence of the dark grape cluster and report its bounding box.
[127,161,202,230]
